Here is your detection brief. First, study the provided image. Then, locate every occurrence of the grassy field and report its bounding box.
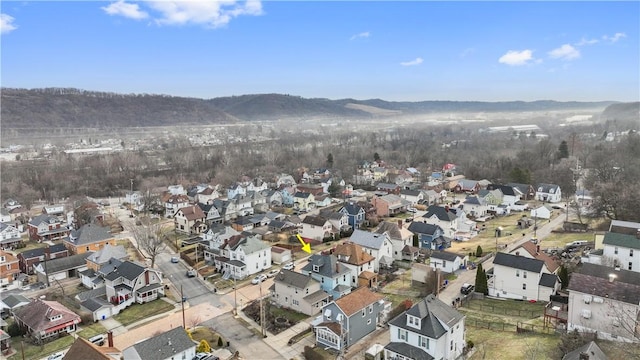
[77,322,108,339]
[113,299,175,326]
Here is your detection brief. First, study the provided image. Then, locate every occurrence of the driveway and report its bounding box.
[201,312,285,360]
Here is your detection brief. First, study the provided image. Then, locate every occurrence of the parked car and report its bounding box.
[89,334,106,346]
[282,262,295,271]
[460,283,475,295]
[171,256,179,263]
[193,353,212,360]
[47,352,65,360]
[186,269,197,278]
[251,274,267,284]
[266,269,280,278]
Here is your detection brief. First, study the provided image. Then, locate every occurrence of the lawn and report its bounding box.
[467,327,562,359]
[190,326,226,349]
[113,299,175,326]
[8,334,75,360]
[270,306,309,323]
[77,322,108,339]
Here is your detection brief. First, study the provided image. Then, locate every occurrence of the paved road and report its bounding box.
[201,312,285,360]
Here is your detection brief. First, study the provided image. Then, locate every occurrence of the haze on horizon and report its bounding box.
[1,1,638,103]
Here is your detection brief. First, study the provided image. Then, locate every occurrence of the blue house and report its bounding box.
[279,188,295,206]
[301,254,352,299]
[407,222,449,250]
[338,202,366,229]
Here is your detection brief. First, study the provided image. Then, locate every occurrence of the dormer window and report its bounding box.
[313,265,319,272]
[407,315,421,329]
[49,314,62,321]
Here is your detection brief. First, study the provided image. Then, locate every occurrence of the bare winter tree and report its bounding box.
[126,219,168,268]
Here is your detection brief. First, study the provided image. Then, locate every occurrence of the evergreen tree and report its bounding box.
[326,153,334,168]
[509,167,531,184]
[558,265,569,289]
[558,140,570,160]
[475,245,483,257]
[374,152,381,162]
[475,263,488,295]
[413,234,419,248]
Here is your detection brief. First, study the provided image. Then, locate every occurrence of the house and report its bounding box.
[197,203,223,225]
[422,205,458,239]
[293,192,315,212]
[202,225,240,261]
[349,229,394,271]
[385,294,466,360]
[0,251,20,290]
[400,190,424,205]
[429,251,467,274]
[488,252,559,301]
[301,254,352,299]
[271,246,292,265]
[35,252,92,284]
[104,260,164,309]
[334,242,377,288]
[377,183,401,195]
[567,262,640,342]
[0,329,9,357]
[297,183,325,196]
[229,193,254,217]
[63,335,122,360]
[486,184,521,206]
[231,216,255,232]
[85,244,129,272]
[122,327,195,360]
[125,191,145,212]
[276,174,297,188]
[314,193,333,208]
[423,190,440,206]
[375,221,414,261]
[0,223,22,250]
[270,269,330,316]
[214,235,271,280]
[301,215,336,241]
[536,183,562,203]
[28,214,70,242]
[164,194,190,218]
[173,205,207,234]
[462,196,488,218]
[454,179,480,194]
[477,188,503,207]
[407,222,449,251]
[561,341,607,360]
[314,287,384,351]
[211,198,238,222]
[2,199,21,211]
[371,194,410,217]
[0,294,30,315]
[17,243,68,275]
[509,241,559,274]
[530,206,552,220]
[196,186,219,205]
[339,202,366,230]
[13,299,81,342]
[64,224,116,254]
[507,183,536,200]
[601,232,640,272]
[319,210,351,234]
[0,208,11,224]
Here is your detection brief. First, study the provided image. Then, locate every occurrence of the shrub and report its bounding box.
[7,322,26,337]
[476,245,483,257]
[217,336,224,347]
[303,346,324,360]
[197,339,211,353]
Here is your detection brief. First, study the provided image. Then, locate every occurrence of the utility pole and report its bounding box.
[259,280,265,337]
[43,245,50,288]
[181,285,186,329]
[233,277,237,315]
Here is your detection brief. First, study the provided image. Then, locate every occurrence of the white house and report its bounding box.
[125,191,144,212]
[535,183,562,203]
[349,229,394,271]
[488,252,559,301]
[0,223,21,249]
[385,294,466,360]
[399,189,424,205]
[567,263,640,342]
[599,232,640,272]
[301,215,335,241]
[375,221,414,261]
[530,206,551,220]
[270,269,329,316]
[429,251,466,274]
[422,205,458,239]
[215,234,271,279]
[334,242,376,288]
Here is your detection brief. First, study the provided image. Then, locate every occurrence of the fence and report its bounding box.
[465,319,559,335]
[463,301,540,319]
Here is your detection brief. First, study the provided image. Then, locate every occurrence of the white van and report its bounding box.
[89,334,106,346]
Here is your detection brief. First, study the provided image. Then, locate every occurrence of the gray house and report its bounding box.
[313,287,384,351]
[122,327,195,360]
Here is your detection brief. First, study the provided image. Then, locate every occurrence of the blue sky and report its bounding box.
[1,1,638,102]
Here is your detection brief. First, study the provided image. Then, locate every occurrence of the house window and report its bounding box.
[631,249,634,257]
[442,260,446,267]
[86,246,90,251]
[306,288,309,294]
[313,265,319,272]
[292,299,299,306]
[523,272,527,279]
[398,329,407,341]
[522,284,527,290]
[615,247,618,255]
[629,262,633,271]
[367,319,371,325]
[419,336,429,349]
[451,340,454,350]
[369,305,373,313]
[362,308,366,317]
[516,270,520,277]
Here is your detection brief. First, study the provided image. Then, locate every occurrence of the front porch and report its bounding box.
[136,283,165,304]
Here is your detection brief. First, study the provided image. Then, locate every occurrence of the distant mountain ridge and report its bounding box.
[0,87,621,129]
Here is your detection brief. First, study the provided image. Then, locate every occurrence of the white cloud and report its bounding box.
[101,1,149,20]
[100,0,262,28]
[498,50,534,66]
[400,57,423,66]
[0,13,17,34]
[603,32,626,43]
[350,31,370,40]
[575,37,598,46]
[548,44,580,60]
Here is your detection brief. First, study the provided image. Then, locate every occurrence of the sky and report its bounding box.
[1,1,639,102]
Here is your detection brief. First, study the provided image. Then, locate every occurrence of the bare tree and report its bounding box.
[189,315,203,329]
[126,219,168,268]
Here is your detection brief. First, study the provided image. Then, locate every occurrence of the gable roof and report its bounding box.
[349,229,389,250]
[407,222,442,236]
[81,297,112,312]
[68,224,113,246]
[302,254,350,278]
[423,205,457,222]
[536,183,560,193]
[274,269,314,289]
[513,241,559,272]
[561,341,607,360]
[384,342,434,360]
[43,252,92,274]
[334,242,375,265]
[430,251,461,262]
[539,273,559,288]
[19,243,68,260]
[400,189,421,197]
[86,244,128,265]
[487,184,517,196]
[103,261,146,282]
[568,263,640,305]
[302,215,329,226]
[176,205,205,220]
[390,294,464,339]
[334,287,383,317]
[603,232,640,250]
[340,202,364,216]
[124,327,194,360]
[493,252,544,273]
[1,294,30,309]
[13,299,80,333]
[375,221,412,241]
[28,214,61,226]
[294,191,312,198]
[63,337,120,360]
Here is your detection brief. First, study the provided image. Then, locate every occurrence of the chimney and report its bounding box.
[608,274,617,282]
[536,245,540,254]
[107,331,114,347]
[579,352,589,360]
[398,220,403,228]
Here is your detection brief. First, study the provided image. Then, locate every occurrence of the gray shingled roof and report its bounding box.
[301,254,350,278]
[103,261,146,282]
[568,263,640,304]
[302,215,328,226]
[42,252,92,274]
[603,232,640,250]
[407,222,442,235]
[68,224,112,246]
[340,203,363,216]
[124,327,195,360]
[423,205,457,222]
[75,287,107,302]
[274,269,313,289]
[86,244,128,264]
[539,273,559,288]
[562,341,607,360]
[80,297,111,312]
[390,294,464,339]
[494,252,544,273]
[1,294,30,309]
[375,221,402,239]
[430,251,461,262]
[349,229,389,250]
[18,243,67,260]
[384,342,434,360]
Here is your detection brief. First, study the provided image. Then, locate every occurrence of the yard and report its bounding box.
[242,300,310,335]
[8,334,75,360]
[190,326,226,349]
[112,299,175,327]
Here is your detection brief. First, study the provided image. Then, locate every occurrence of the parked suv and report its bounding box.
[460,283,475,295]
